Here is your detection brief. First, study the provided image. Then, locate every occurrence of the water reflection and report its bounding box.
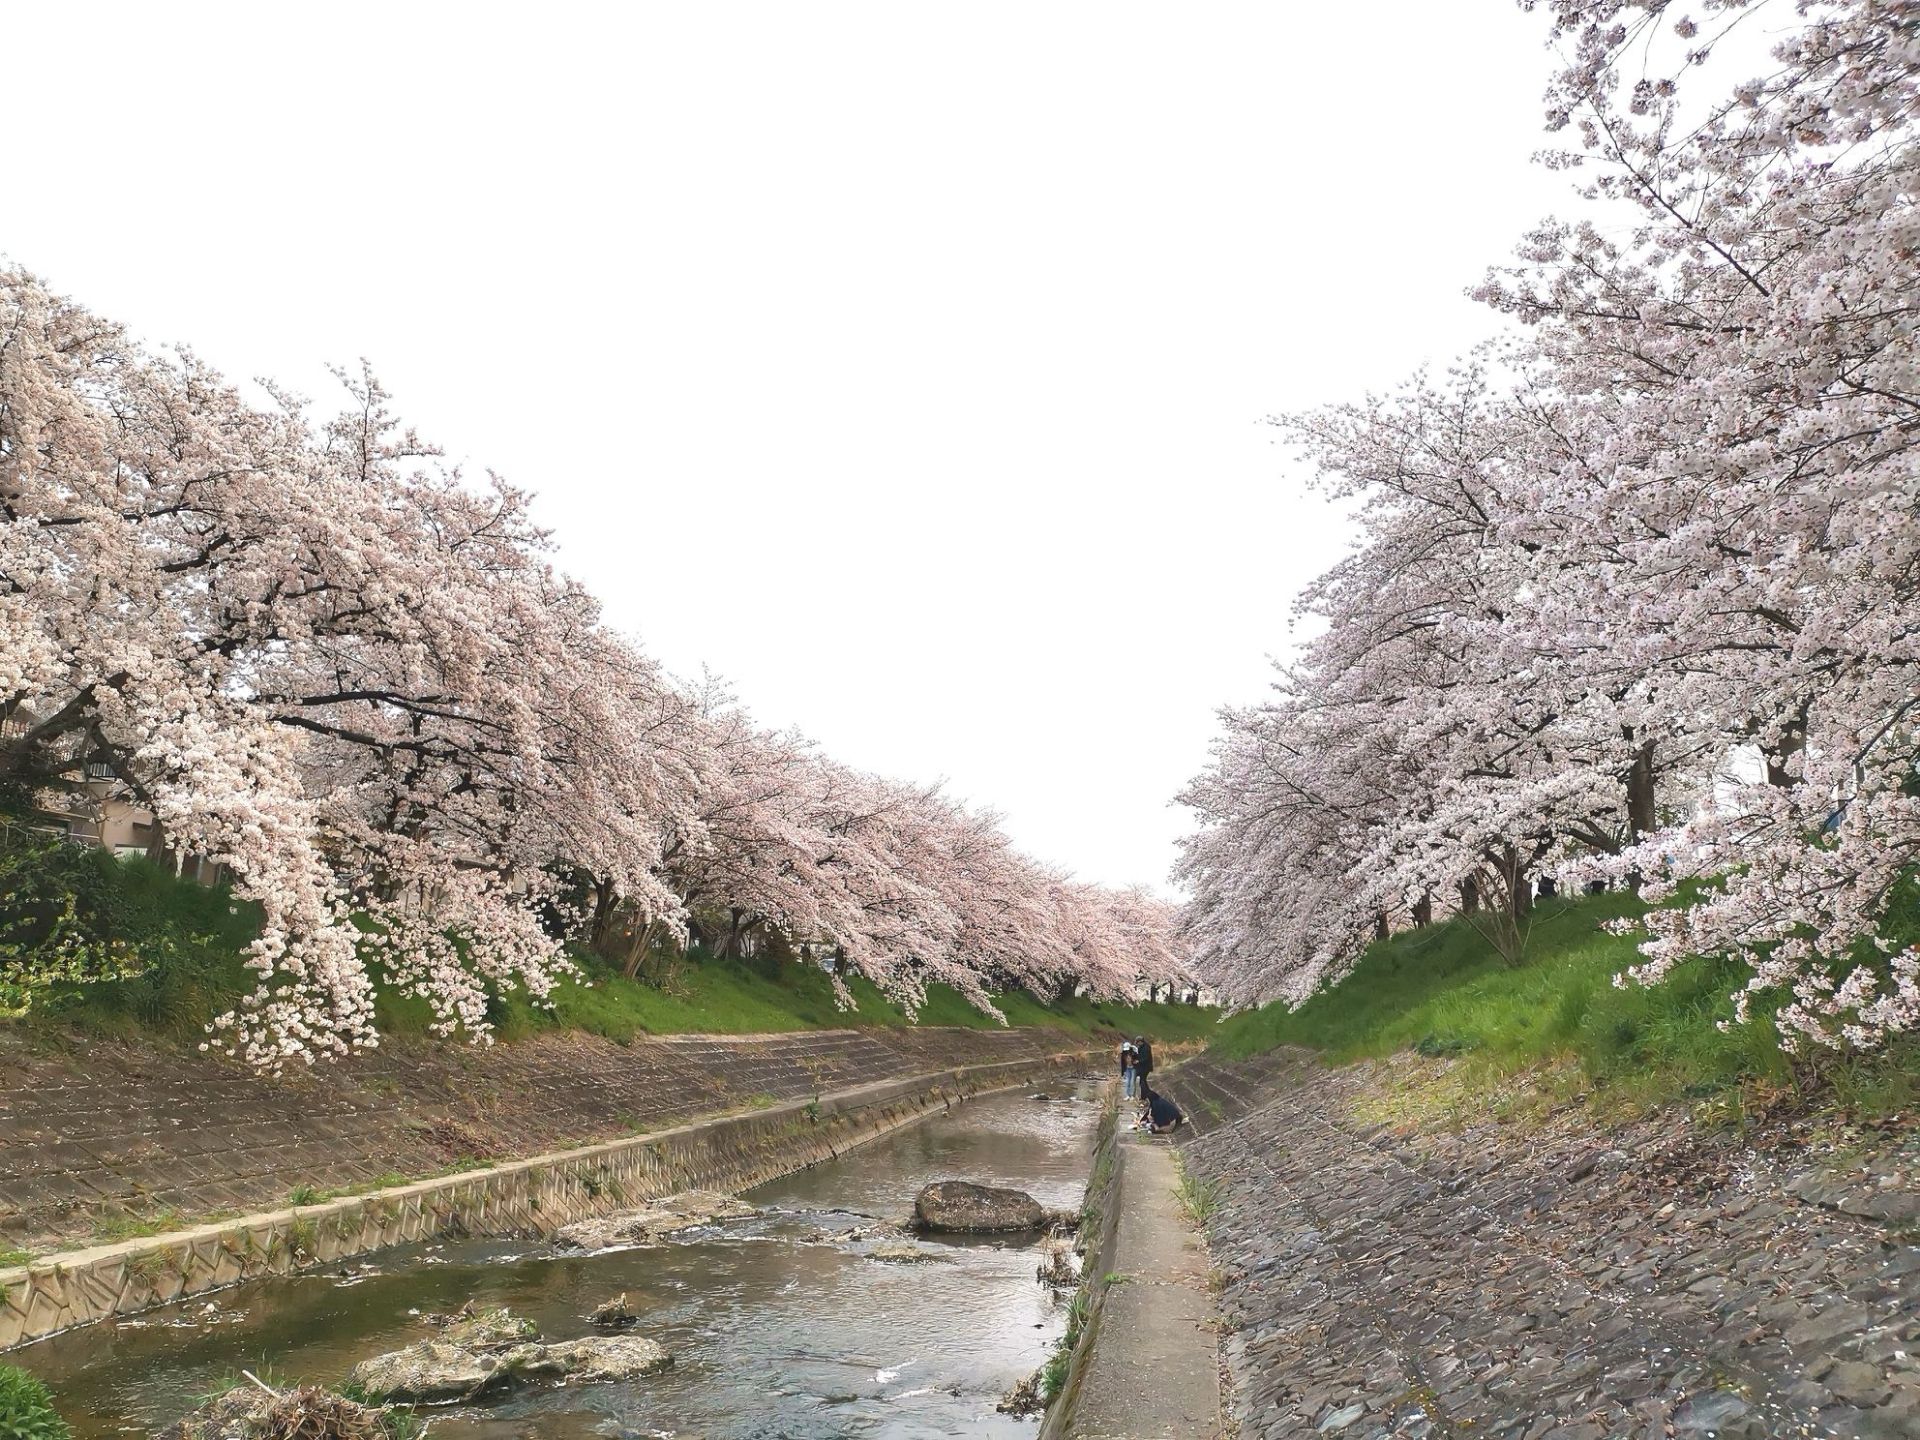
[20,1083,1100,1439]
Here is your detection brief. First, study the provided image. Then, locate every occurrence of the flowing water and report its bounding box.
[18,1081,1103,1439]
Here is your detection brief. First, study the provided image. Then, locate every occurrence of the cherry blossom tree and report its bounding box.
[1486,0,1920,1045]
[2,265,1189,1065]
[1182,0,1920,1046]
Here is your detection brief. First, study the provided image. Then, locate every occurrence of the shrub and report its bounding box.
[0,1364,72,1440]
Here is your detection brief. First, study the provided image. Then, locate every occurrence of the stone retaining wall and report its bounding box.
[0,1024,1086,1251]
[0,1048,1097,1351]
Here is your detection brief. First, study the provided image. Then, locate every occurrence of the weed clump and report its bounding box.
[0,1365,71,1440]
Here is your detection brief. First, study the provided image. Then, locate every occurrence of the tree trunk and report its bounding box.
[1505,849,1533,925]
[1373,911,1390,943]
[1458,876,1479,914]
[1411,892,1433,927]
[589,876,619,955]
[622,917,664,980]
[1624,737,1657,841]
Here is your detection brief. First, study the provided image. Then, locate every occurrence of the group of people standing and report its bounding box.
[1119,1035,1183,1134]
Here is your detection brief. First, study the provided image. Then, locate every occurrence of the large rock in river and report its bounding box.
[912,1180,1047,1233]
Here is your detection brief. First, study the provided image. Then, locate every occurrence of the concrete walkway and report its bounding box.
[1065,1133,1226,1438]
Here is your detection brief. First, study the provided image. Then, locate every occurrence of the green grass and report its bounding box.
[475,949,1219,1048]
[1171,1154,1222,1226]
[1210,891,1920,1122]
[90,1206,184,1243]
[1041,1286,1094,1403]
[10,851,265,1040]
[8,842,1216,1051]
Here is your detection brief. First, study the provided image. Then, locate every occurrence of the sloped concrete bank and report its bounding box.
[0,1046,1098,1350]
[0,1024,1088,1252]
[1163,1048,1920,1440]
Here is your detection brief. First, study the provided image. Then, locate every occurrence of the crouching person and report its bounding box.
[1141,1084,1184,1135]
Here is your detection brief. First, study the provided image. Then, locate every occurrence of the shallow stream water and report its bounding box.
[19,1081,1102,1439]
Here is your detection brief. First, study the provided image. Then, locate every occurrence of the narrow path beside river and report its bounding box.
[1061,1133,1225,1439]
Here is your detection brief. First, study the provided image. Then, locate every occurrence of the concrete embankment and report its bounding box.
[0,1024,1081,1252]
[1163,1047,1920,1440]
[0,1032,1102,1349]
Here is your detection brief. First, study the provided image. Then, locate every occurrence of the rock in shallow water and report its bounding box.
[348,1330,673,1402]
[500,1335,673,1384]
[912,1180,1047,1233]
[554,1189,757,1250]
[591,1291,640,1328]
[440,1305,538,1349]
[349,1338,507,1403]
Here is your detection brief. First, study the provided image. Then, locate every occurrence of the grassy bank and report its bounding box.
[1210,891,1920,1122]
[8,852,1215,1052]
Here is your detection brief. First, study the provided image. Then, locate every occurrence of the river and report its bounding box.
[17,1080,1103,1438]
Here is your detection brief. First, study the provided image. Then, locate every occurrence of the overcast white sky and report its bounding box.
[6,2,1574,893]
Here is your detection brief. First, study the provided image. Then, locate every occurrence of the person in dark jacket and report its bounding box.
[1141,1083,1184,1135]
[1133,1036,1154,1089]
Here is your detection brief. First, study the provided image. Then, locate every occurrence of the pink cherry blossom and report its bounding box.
[1,270,1190,1069]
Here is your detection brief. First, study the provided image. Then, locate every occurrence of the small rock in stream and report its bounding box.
[349,1338,510,1403]
[498,1335,674,1385]
[591,1292,640,1328]
[866,1241,948,1264]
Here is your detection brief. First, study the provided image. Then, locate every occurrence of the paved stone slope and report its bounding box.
[1163,1051,1920,1440]
[0,1025,1072,1250]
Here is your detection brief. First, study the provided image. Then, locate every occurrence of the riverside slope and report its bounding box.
[0,1025,1083,1252]
[1164,1048,1920,1440]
